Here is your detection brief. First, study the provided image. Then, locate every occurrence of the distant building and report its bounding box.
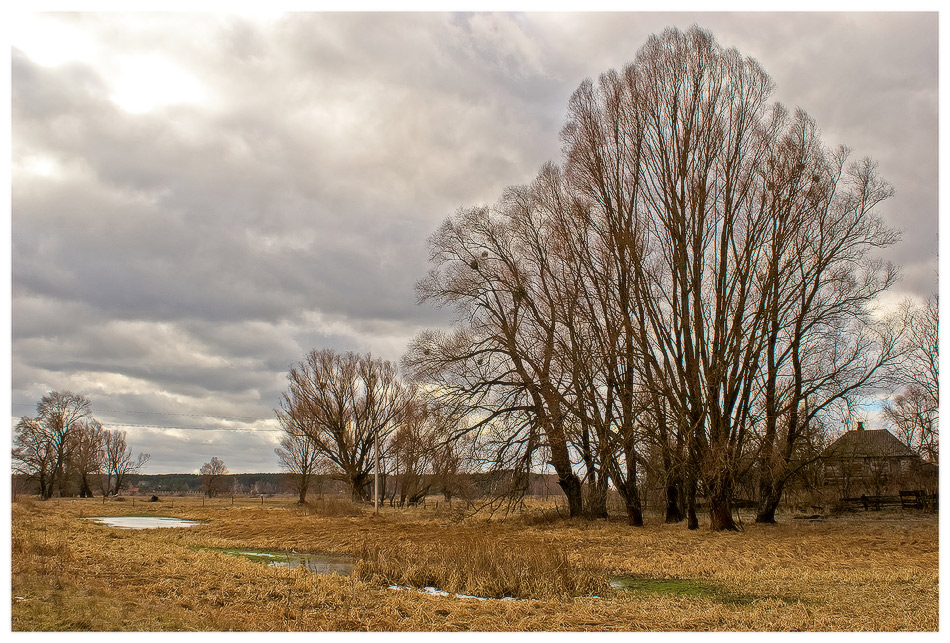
[822,422,937,497]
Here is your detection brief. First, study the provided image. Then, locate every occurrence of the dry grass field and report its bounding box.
[10,494,938,631]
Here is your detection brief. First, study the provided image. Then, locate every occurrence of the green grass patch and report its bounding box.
[610,576,756,604]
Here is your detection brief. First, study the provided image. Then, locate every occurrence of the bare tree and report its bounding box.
[406,196,589,517]
[12,416,57,500]
[557,27,783,530]
[275,410,328,504]
[430,422,469,505]
[101,429,150,496]
[752,119,903,523]
[11,391,91,499]
[557,26,903,529]
[885,386,938,463]
[199,456,229,498]
[71,420,105,498]
[884,295,938,462]
[278,350,411,501]
[388,398,439,506]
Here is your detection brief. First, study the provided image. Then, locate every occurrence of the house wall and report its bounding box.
[824,456,922,497]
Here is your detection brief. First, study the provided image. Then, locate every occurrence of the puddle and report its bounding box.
[207,548,354,576]
[387,585,531,602]
[87,516,202,529]
[387,584,526,601]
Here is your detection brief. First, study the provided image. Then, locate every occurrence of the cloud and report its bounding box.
[11,12,938,473]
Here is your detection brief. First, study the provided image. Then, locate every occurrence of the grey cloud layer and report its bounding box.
[12,12,937,473]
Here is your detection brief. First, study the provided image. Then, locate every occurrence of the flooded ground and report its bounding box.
[207,548,354,575]
[87,516,202,529]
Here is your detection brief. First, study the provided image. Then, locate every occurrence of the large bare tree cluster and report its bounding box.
[271,28,930,529]
[402,27,910,530]
[12,391,150,499]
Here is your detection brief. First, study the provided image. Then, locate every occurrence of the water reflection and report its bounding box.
[210,548,354,576]
[88,516,202,529]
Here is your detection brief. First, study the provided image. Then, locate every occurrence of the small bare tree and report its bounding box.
[72,420,105,498]
[101,429,150,496]
[12,416,57,500]
[278,350,411,501]
[199,456,229,498]
[275,411,328,504]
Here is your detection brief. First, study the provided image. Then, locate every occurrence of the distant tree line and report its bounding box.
[121,471,288,495]
[12,391,150,499]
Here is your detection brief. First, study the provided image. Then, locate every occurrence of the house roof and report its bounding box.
[823,428,919,459]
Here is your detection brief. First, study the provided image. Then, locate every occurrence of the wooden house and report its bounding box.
[822,423,936,498]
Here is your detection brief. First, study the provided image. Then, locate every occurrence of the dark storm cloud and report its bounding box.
[11,12,937,473]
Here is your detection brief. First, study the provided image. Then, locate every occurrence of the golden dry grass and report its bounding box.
[10,495,939,631]
[355,533,607,599]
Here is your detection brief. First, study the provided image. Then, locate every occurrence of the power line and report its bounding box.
[11,403,266,424]
[100,422,282,433]
[103,409,262,421]
[11,404,282,433]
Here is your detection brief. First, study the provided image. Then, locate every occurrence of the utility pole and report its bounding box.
[374,423,380,514]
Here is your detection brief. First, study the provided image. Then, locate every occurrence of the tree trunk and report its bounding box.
[686,476,699,530]
[618,480,644,526]
[757,405,800,524]
[585,475,609,519]
[548,428,583,518]
[613,441,643,526]
[665,482,684,523]
[79,475,94,498]
[555,470,583,518]
[755,485,782,524]
[707,477,739,531]
[349,472,370,502]
[55,464,67,498]
[39,472,53,500]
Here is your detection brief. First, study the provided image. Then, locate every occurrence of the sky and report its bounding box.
[8,10,939,474]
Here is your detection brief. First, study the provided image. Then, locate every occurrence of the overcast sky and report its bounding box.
[9,11,938,473]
